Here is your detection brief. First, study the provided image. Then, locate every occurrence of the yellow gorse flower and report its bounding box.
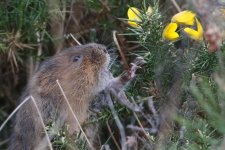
[171,10,196,26]
[163,10,203,41]
[127,7,141,28]
[127,6,153,28]
[184,18,203,40]
[162,23,179,41]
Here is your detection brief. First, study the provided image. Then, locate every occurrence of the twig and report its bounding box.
[127,125,153,133]
[146,97,160,132]
[30,96,53,150]
[129,97,159,138]
[113,31,129,69]
[105,89,127,150]
[99,0,110,12]
[179,126,185,141]
[0,96,30,132]
[170,0,182,12]
[147,97,157,115]
[132,97,159,134]
[127,45,141,51]
[106,120,121,150]
[56,79,93,149]
[69,33,82,45]
[132,112,153,143]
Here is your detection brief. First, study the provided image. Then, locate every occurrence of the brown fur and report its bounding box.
[9,43,111,150]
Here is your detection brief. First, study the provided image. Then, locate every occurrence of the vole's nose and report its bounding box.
[91,49,107,64]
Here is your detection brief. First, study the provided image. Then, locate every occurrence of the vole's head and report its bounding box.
[55,43,110,71]
[36,43,110,96]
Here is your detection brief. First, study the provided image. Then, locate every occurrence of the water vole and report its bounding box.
[9,43,111,150]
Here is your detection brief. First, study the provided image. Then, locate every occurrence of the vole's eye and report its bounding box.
[72,55,82,62]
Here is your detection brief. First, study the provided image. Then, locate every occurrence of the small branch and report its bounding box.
[69,33,82,45]
[147,97,157,115]
[127,125,144,132]
[113,31,129,69]
[132,112,153,144]
[106,120,121,150]
[56,80,93,149]
[145,97,160,132]
[131,97,159,135]
[105,89,127,150]
[170,0,182,12]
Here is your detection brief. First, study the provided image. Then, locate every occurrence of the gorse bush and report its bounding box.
[124,1,225,149]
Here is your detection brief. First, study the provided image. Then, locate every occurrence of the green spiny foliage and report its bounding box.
[125,1,175,96]
[124,0,225,149]
[0,0,48,44]
[175,70,225,150]
[0,0,49,65]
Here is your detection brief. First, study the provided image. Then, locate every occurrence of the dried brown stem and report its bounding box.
[106,120,121,150]
[69,33,82,45]
[170,0,182,12]
[113,31,129,70]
